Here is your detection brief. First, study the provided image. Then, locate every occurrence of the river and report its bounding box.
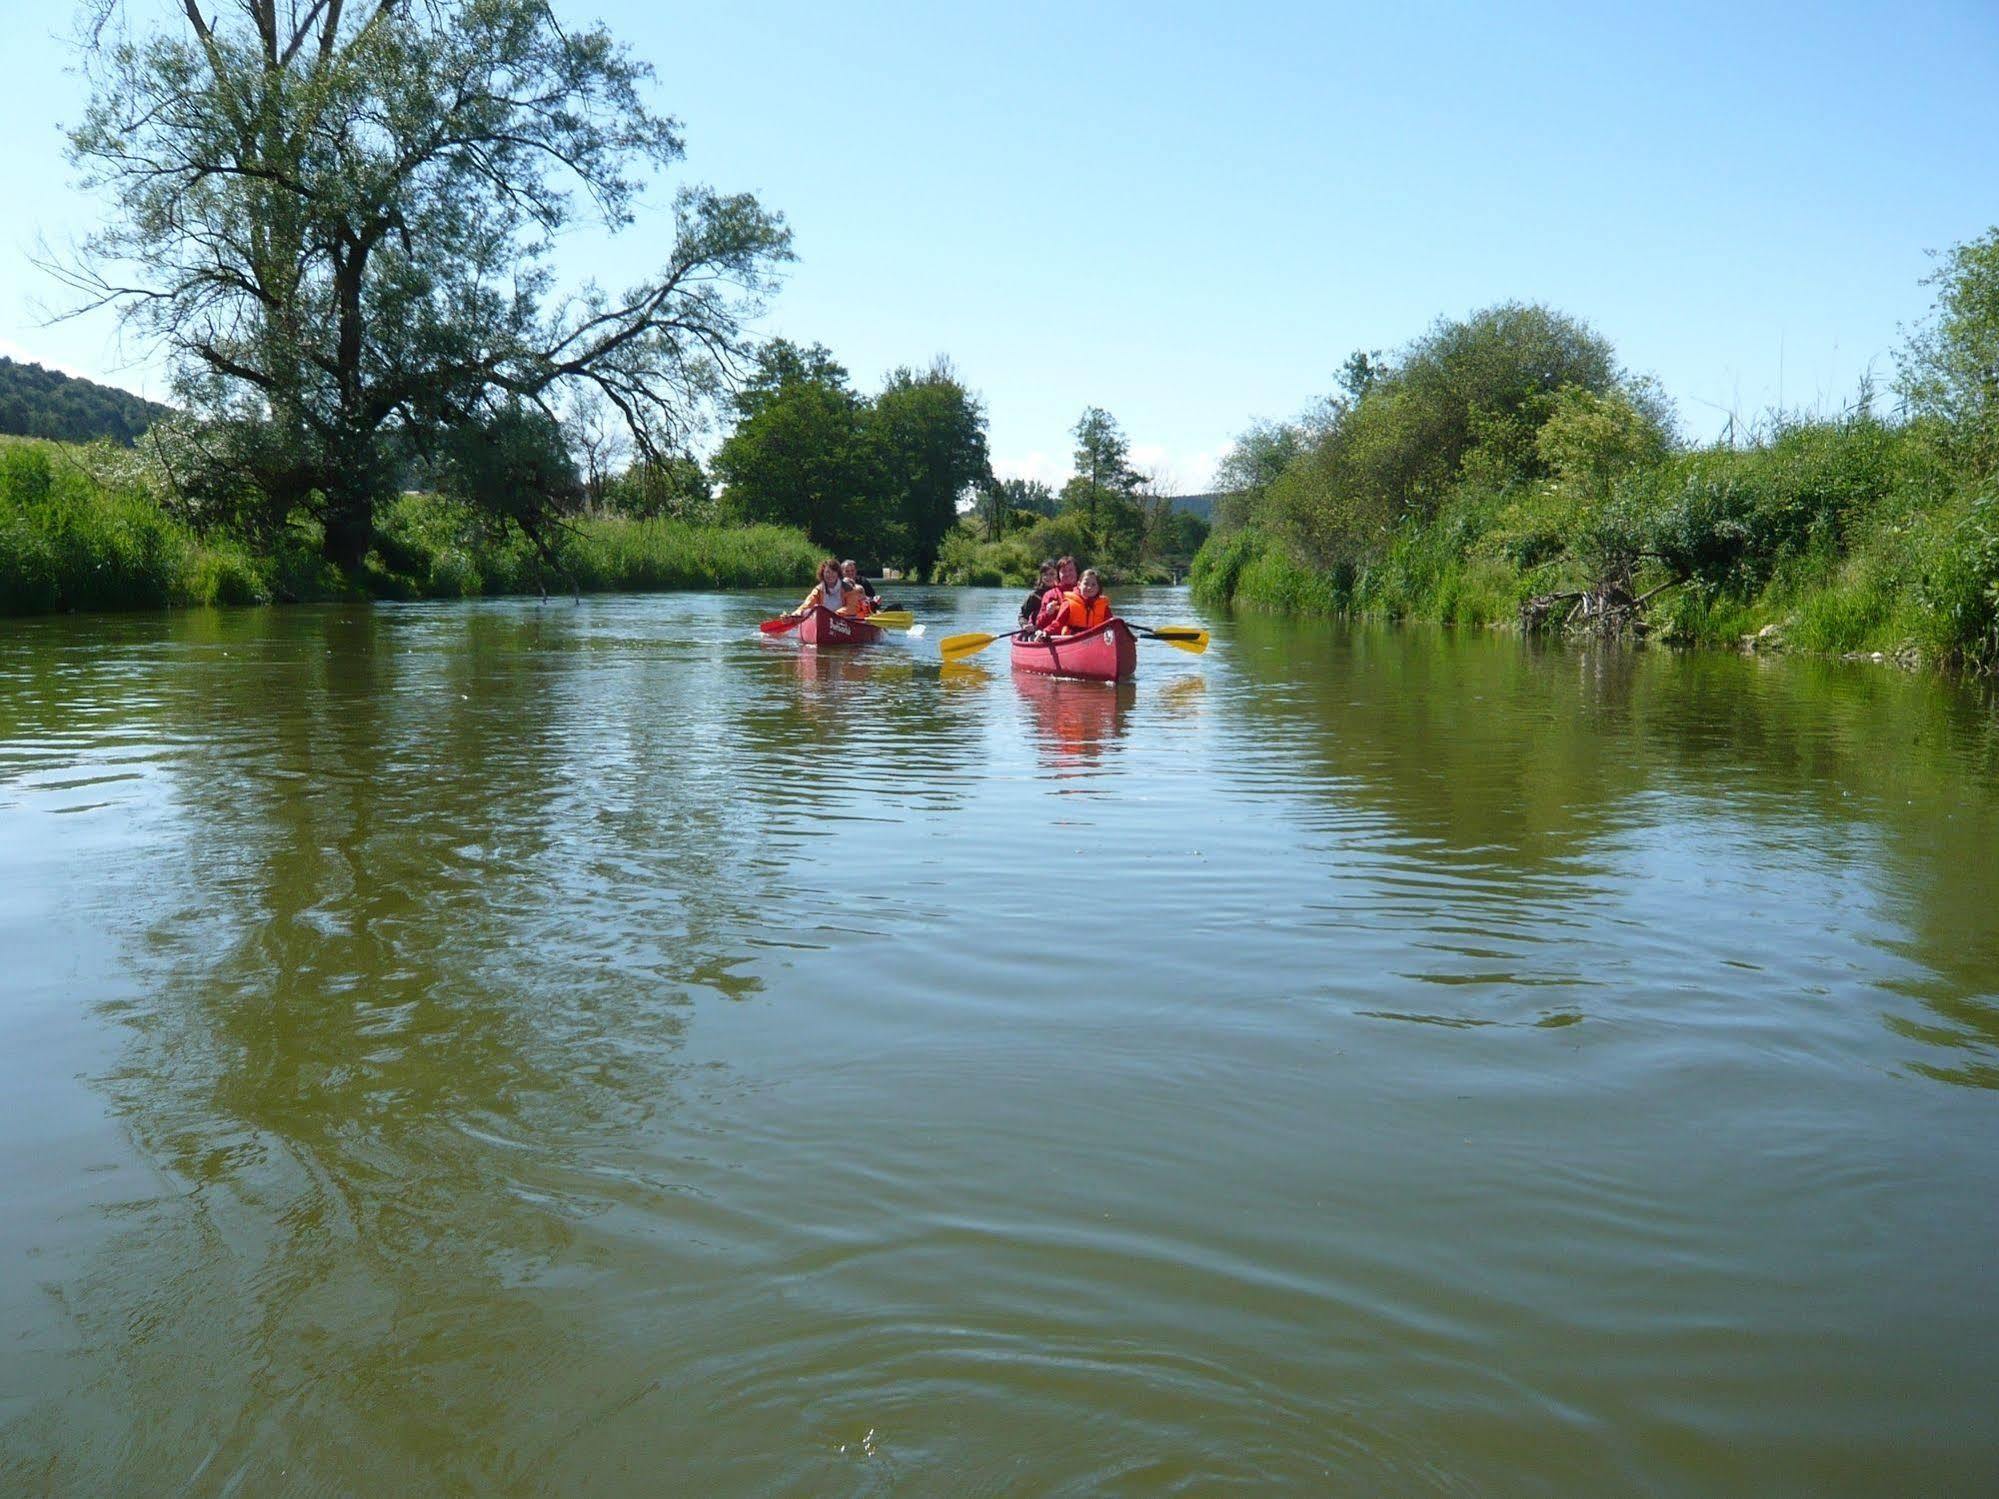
[2,587,1996,1494]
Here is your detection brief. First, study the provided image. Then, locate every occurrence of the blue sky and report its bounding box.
[2,0,1995,489]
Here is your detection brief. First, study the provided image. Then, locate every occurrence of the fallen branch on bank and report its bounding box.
[1522,573,1685,639]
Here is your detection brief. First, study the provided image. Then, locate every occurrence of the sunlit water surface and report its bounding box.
[3,588,1997,1494]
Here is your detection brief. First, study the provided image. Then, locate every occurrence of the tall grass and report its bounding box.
[0,435,821,617]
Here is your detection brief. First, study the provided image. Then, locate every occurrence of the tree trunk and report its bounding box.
[321,485,374,572]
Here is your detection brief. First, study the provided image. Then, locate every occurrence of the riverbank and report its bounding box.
[1191,412,1999,674]
[1,435,820,617]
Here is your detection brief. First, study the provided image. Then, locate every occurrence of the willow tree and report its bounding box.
[57,0,791,567]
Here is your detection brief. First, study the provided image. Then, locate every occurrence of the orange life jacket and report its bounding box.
[1055,590,1111,633]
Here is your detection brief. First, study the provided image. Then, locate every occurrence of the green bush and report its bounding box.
[935,511,1128,586]
[1916,484,1999,670]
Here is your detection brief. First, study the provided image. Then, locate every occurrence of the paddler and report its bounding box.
[1033,555,1080,634]
[840,559,882,616]
[791,558,865,618]
[1019,560,1058,631]
[1047,568,1111,636]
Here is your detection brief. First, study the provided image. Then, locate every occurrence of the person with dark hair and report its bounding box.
[1019,560,1058,630]
[791,558,863,617]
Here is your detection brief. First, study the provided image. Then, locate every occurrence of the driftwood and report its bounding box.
[1522,574,1682,639]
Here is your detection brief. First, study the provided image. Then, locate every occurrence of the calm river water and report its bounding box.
[2,587,1997,1494]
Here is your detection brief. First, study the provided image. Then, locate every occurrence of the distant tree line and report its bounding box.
[931,406,1210,586]
[0,357,172,446]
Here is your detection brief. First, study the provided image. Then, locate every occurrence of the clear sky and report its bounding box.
[2,0,1995,490]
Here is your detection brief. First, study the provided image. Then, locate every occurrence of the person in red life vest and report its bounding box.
[1033,555,1080,634]
[1048,568,1111,635]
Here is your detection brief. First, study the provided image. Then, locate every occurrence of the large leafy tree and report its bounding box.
[868,362,990,575]
[57,0,791,568]
[711,341,871,554]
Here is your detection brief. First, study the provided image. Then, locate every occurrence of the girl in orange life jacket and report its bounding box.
[1049,568,1112,635]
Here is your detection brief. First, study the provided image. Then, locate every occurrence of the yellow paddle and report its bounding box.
[764,610,917,635]
[938,621,1207,662]
[1129,624,1209,654]
[937,627,1021,663]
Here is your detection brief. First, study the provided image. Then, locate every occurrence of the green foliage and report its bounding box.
[1212,417,1316,531]
[0,439,192,612]
[1192,410,1999,671]
[436,402,584,582]
[1536,384,1669,500]
[1190,527,1344,614]
[1248,303,1668,585]
[936,529,1041,588]
[1915,484,1999,670]
[0,434,817,616]
[1059,406,1147,566]
[1191,259,1999,675]
[868,362,991,575]
[1898,226,1999,476]
[715,343,990,573]
[601,455,714,521]
[934,511,1104,586]
[0,357,172,445]
[713,341,873,554]
[1638,414,1932,593]
[974,476,1056,540]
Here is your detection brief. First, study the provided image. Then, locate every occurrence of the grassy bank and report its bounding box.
[1192,415,1999,673]
[1,436,820,617]
[1188,255,1999,675]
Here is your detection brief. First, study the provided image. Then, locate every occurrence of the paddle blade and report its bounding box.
[1147,626,1209,654]
[759,614,803,635]
[862,611,915,627]
[938,629,1004,663]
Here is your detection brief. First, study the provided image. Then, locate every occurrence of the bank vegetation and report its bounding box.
[0,435,816,615]
[1192,231,1999,673]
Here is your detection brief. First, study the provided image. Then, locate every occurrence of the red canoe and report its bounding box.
[795,605,884,647]
[1011,618,1138,682]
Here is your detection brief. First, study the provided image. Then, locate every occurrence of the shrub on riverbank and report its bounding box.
[0,436,820,616]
